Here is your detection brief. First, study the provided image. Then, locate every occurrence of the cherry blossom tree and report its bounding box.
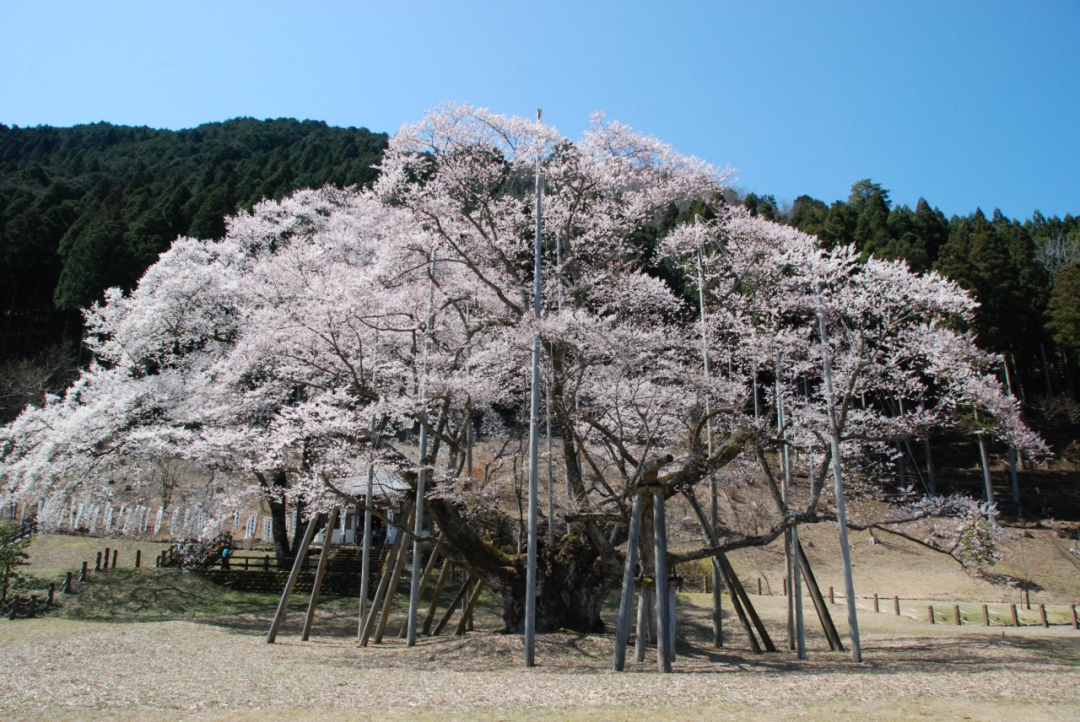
[0,104,1045,634]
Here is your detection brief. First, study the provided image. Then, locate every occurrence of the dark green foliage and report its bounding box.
[0,521,31,605]
[1047,263,1080,354]
[0,119,388,361]
[934,208,1047,356]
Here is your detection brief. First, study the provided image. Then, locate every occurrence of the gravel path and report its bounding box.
[2,608,1079,720]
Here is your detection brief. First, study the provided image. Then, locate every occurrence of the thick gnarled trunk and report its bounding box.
[501,535,616,633]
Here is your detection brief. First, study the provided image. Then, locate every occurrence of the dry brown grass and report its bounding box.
[2,585,1079,721]
[5,525,1079,720]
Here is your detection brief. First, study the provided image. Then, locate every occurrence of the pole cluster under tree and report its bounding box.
[816,285,862,663]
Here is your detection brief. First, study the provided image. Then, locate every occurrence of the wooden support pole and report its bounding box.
[112,550,117,568]
[372,506,415,645]
[829,586,834,604]
[103,548,110,570]
[613,491,643,671]
[454,579,486,636]
[432,574,474,637]
[359,504,413,646]
[719,554,776,652]
[301,506,340,641]
[894,596,900,615]
[954,604,962,625]
[266,511,321,644]
[983,604,990,626]
[1010,603,1019,627]
[791,527,807,659]
[80,561,88,581]
[64,572,72,594]
[399,544,443,639]
[1071,605,1078,630]
[928,605,935,624]
[796,542,844,652]
[422,559,453,636]
[1039,604,1048,628]
[874,594,879,613]
[682,489,762,652]
[135,550,141,568]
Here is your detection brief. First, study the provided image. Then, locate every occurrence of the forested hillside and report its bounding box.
[0,119,387,363]
[746,184,1080,412]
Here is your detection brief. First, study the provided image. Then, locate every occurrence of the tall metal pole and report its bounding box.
[694,223,722,648]
[815,286,862,662]
[524,109,544,667]
[407,250,438,646]
[974,407,996,521]
[776,358,806,659]
[358,416,376,637]
[1002,361,1021,506]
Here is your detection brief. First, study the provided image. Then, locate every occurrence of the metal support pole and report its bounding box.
[524,108,544,668]
[816,286,862,662]
[653,490,672,673]
[612,490,643,670]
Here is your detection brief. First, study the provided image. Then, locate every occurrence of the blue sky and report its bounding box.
[2,1,1077,220]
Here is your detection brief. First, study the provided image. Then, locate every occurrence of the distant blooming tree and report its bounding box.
[0,104,1045,631]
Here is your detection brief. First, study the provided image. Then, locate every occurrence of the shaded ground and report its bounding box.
[2,587,1078,721]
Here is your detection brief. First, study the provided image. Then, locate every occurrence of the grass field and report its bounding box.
[2,530,1078,720]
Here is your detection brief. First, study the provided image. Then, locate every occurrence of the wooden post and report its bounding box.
[47,583,55,607]
[894,596,900,615]
[63,572,72,594]
[422,560,453,636]
[719,554,776,652]
[928,605,935,624]
[796,542,843,652]
[613,491,643,671]
[135,550,141,568]
[80,561,88,581]
[373,506,415,645]
[653,490,673,673]
[103,548,110,570]
[1071,605,1078,630]
[873,594,879,613]
[266,510,321,644]
[95,552,102,571]
[359,503,412,646]
[454,580,486,636]
[112,550,117,568]
[432,574,473,636]
[982,604,990,626]
[1010,603,1019,627]
[757,578,762,595]
[1024,588,1030,610]
[301,507,340,642]
[1039,604,1048,628]
[954,604,962,625]
[829,586,834,604]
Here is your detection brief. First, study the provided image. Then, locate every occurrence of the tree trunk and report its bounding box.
[501,535,615,633]
[256,469,308,562]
